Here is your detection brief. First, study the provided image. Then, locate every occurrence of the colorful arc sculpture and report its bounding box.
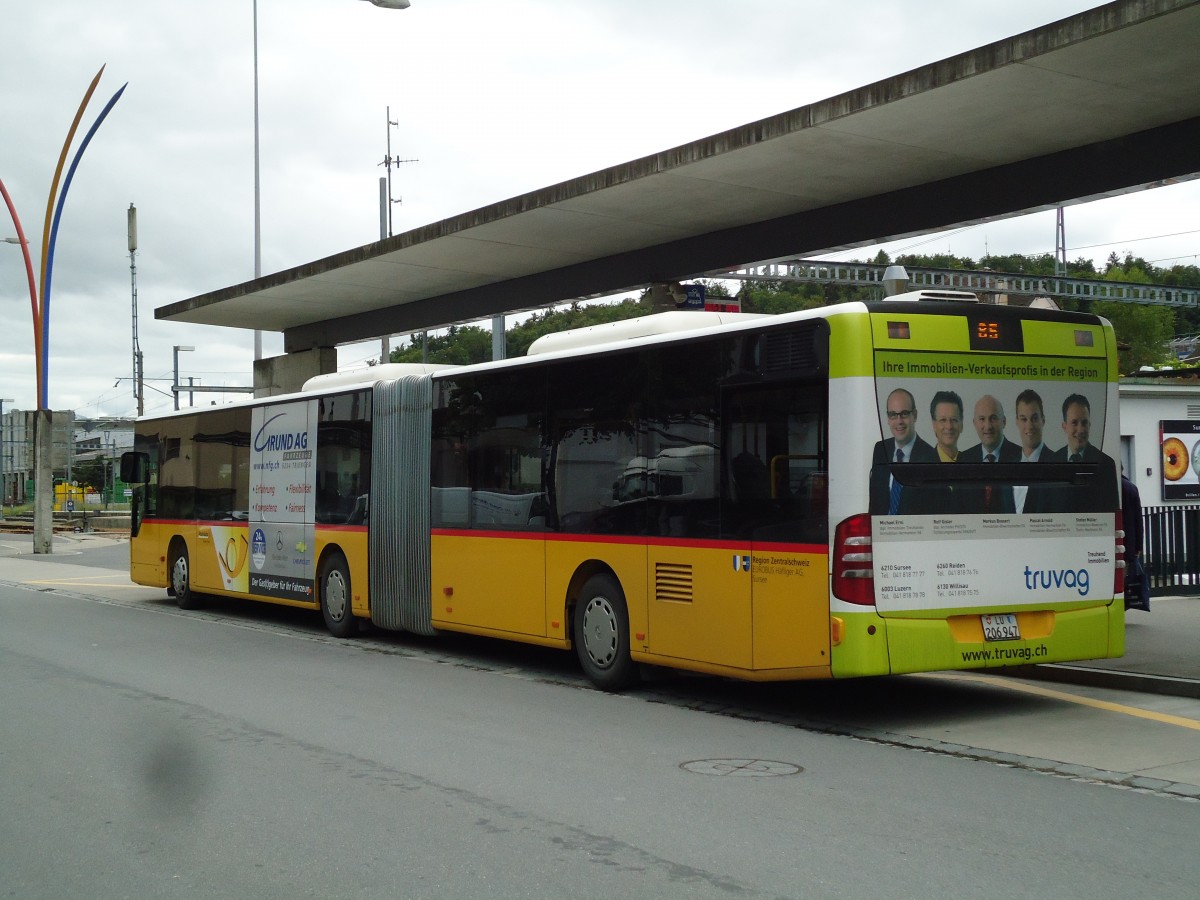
[43,80,128,408]
[1,65,126,409]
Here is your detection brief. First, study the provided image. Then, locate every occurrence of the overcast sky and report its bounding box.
[1,0,1196,418]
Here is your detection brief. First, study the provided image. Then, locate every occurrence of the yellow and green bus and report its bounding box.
[122,292,1125,689]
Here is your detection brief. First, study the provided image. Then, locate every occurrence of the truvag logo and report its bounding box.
[1023,565,1090,596]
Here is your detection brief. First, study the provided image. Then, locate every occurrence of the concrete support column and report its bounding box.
[33,409,53,555]
[253,347,337,398]
[492,315,505,361]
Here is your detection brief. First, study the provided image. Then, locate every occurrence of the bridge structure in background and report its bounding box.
[714,261,1200,309]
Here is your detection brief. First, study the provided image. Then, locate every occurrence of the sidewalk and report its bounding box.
[1014,595,1200,698]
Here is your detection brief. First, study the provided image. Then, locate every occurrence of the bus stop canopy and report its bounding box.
[157,0,1200,353]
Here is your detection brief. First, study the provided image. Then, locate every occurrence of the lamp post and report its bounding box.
[0,398,12,520]
[173,345,195,410]
[251,0,410,362]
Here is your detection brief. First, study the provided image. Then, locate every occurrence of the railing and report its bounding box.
[711,260,1200,309]
[1142,505,1200,595]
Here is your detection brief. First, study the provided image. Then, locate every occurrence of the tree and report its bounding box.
[375,251,1191,367]
[1091,300,1175,373]
[1103,252,1154,284]
[506,300,644,357]
[390,324,494,365]
[70,458,107,497]
[895,252,974,270]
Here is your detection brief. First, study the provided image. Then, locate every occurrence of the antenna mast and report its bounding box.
[379,105,418,238]
[128,203,144,416]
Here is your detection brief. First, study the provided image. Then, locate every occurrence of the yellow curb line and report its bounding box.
[923,671,1200,731]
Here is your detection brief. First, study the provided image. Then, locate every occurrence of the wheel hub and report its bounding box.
[581,596,617,668]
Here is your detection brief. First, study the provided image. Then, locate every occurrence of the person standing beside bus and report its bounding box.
[869,387,938,515]
[1122,469,1150,610]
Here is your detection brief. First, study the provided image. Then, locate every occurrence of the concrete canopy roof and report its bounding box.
[158,0,1200,353]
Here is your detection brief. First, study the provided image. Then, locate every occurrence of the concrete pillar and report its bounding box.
[33,409,53,554]
[252,347,337,398]
[492,315,505,361]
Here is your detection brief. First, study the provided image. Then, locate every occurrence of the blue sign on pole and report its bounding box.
[683,283,706,309]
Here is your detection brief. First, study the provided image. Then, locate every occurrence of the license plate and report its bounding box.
[981,613,1020,642]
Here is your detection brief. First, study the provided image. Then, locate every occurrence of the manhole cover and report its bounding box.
[680,758,802,777]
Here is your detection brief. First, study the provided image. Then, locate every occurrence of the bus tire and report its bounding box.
[573,573,639,692]
[170,543,200,610]
[319,552,356,639]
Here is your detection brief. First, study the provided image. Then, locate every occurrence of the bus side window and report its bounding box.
[548,352,643,535]
[316,390,372,525]
[723,384,827,543]
[433,371,546,531]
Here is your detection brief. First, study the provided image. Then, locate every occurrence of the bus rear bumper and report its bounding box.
[832,603,1124,677]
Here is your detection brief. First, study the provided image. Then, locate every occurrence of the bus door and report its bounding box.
[122,438,163,587]
[641,412,752,670]
[724,383,830,671]
[430,370,547,637]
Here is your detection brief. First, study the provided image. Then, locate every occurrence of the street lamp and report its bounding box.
[252,0,410,361]
[0,398,12,520]
[173,345,195,410]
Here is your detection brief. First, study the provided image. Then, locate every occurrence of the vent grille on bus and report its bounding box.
[655,562,694,603]
[760,323,822,375]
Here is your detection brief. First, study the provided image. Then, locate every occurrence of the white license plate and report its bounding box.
[981,613,1020,642]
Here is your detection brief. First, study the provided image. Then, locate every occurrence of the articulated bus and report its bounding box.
[122,292,1124,689]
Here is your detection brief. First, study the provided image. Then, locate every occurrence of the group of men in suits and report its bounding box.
[870,387,1118,515]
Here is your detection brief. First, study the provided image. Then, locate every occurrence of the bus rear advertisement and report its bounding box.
[845,304,1121,675]
[122,294,1124,689]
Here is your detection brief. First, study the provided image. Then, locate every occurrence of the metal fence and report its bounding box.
[1143,505,1200,596]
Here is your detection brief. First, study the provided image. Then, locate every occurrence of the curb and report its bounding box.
[1005,663,1200,699]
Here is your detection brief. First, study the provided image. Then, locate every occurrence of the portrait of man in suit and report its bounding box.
[959,395,1021,463]
[957,394,1020,513]
[1049,393,1119,511]
[1013,388,1055,513]
[1054,393,1101,462]
[929,390,964,463]
[869,387,938,515]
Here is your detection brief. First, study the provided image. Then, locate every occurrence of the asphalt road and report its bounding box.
[2,537,1199,898]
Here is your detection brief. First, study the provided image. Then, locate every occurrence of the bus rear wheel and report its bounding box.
[170,543,200,610]
[573,574,638,692]
[319,553,356,638]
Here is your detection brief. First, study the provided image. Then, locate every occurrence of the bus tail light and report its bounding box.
[833,514,874,606]
[1114,509,1125,597]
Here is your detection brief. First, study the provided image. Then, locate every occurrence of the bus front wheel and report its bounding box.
[170,543,200,610]
[319,553,356,639]
[573,574,639,692]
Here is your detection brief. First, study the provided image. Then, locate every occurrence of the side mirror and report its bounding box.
[120,451,148,484]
